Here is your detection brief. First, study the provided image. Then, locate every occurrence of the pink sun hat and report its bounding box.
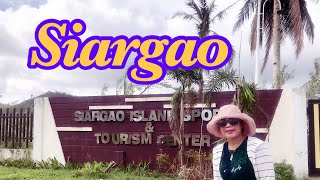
[206,104,256,138]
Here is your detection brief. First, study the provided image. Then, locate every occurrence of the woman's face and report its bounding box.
[218,118,243,139]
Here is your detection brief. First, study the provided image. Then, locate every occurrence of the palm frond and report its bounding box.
[205,68,238,107]
[250,12,257,54]
[199,0,207,9]
[209,30,218,35]
[233,0,256,32]
[279,0,314,57]
[289,0,304,57]
[205,68,238,91]
[281,11,293,39]
[211,0,240,23]
[157,81,177,90]
[225,46,237,70]
[238,0,315,74]
[172,11,200,22]
[230,48,237,69]
[302,2,315,43]
[185,90,198,109]
[260,10,274,74]
[194,0,211,37]
[167,69,202,89]
[233,79,257,115]
[208,0,216,14]
[186,0,202,19]
[139,85,152,95]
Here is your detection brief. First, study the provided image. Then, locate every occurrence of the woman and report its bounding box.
[206,104,275,180]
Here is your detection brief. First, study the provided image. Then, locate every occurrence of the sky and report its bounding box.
[0,0,319,104]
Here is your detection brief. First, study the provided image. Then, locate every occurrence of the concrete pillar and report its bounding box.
[292,88,308,178]
[32,97,44,162]
[32,97,65,164]
[267,88,308,179]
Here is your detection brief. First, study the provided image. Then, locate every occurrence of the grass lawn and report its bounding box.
[0,167,174,180]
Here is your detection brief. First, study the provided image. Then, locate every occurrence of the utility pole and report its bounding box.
[255,0,262,86]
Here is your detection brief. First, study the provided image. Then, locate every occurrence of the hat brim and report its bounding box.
[207,113,256,138]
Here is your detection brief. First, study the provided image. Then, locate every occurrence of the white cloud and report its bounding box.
[0,0,319,104]
[0,0,47,10]
[0,0,176,103]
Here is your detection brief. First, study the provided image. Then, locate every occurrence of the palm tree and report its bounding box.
[204,67,238,106]
[172,0,239,96]
[168,67,238,168]
[169,0,254,170]
[233,0,316,89]
[167,69,202,167]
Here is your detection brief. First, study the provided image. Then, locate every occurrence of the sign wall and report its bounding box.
[49,90,282,167]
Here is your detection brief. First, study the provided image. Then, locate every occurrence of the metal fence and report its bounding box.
[0,108,33,148]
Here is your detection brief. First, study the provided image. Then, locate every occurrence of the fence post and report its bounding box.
[5,108,9,147]
[26,108,30,148]
[0,109,2,142]
[19,108,23,148]
[12,108,16,147]
[32,98,44,162]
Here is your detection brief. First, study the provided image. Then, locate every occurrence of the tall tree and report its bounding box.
[303,58,320,99]
[167,69,202,167]
[172,0,239,95]
[168,67,238,168]
[233,0,316,89]
[273,64,295,88]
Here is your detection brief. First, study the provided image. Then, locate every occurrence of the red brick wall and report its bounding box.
[49,90,282,167]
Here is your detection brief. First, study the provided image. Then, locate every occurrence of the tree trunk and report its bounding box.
[198,32,205,101]
[272,0,281,89]
[179,86,185,167]
[198,73,204,101]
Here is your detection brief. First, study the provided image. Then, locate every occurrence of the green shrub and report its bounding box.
[36,158,64,169]
[48,157,64,169]
[0,158,66,169]
[16,159,37,169]
[135,161,150,176]
[78,161,116,178]
[37,160,51,169]
[0,158,36,169]
[124,161,151,176]
[275,161,296,180]
[64,161,83,170]
[80,161,105,178]
[0,158,174,179]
